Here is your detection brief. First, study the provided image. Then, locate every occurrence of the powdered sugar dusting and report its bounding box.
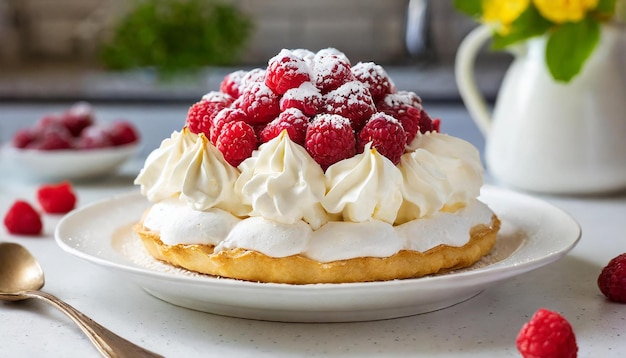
[240,68,266,88]
[202,91,234,104]
[381,91,423,110]
[315,48,351,65]
[311,54,354,92]
[351,62,396,100]
[291,48,315,64]
[313,113,351,129]
[282,82,321,102]
[375,112,400,125]
[325,81,371,106]
[117,226,209,277]
[271,49,310,77]
[281,108,310,125]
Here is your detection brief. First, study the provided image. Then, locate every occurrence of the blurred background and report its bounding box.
[0,0,509,103]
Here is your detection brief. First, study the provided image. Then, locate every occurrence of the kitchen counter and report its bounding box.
[1,103,625,357]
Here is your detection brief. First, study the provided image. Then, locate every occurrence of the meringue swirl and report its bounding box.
[397,132,484,223]
[322,143,404,224]
[134,128,198,202]
[235,131,328,229]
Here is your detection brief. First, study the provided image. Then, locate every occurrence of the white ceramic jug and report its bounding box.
[455,24,626,194]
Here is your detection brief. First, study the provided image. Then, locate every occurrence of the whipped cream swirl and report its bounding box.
[322,143,403,224]
[235,131,328,229]
[135,129,248,215]
[134,129,199,202]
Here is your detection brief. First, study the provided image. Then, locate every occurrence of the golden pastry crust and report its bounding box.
[133,215,500,284]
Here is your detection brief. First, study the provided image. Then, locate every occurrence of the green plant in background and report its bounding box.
[100,0,253,76]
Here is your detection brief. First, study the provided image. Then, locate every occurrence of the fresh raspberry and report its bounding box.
[252,124,267,142]
[239,82,281,125]
[12,128,37,148]
[311,54,354,93]
[324,81,376,132]
[351,62,396,102]
[35,114,63,130]
[418,108,437,134]
[186,93,233,137]
[210,107,248,144]
[37,182,77,214]
[265,49,311,95]
[279,82,322,117]
[357,113,407,165]
[75,125,114,149]
[432,118,441,133]
[106,121,139,146]
[377,91,422,144]
[516,308,578,358]
[260,108,309,145]
[598,253,626,303]
[305,114,356,170]
[220,70,247,98]
[29,121,74,150]
[62,102,94,137]
[3,200,43,236]
[216,121,258,167]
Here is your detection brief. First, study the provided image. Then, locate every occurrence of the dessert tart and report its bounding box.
[134,48,500,284]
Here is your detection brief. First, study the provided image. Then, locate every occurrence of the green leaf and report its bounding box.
[596,0,616,13]
[545,18,600,82]
[453,0,482,17]
[491,5,552,50]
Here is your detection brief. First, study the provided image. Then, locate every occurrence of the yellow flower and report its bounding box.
[482,0,530,24]
[533,0,599,23]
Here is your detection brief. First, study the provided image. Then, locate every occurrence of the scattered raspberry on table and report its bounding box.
[516,308,578,358]
[37,182,77,214]
[3,200,43,236]
[598,253,626,303]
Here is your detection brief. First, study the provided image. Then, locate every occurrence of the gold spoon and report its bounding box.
[0,242,163,358]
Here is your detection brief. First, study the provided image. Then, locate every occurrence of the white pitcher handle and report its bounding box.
[455,25,494,137]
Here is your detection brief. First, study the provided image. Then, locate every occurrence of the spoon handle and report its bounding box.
[22,290,163,358]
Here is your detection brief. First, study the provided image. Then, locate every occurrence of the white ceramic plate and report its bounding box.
[2,143,139,182]
[55,186,581,322]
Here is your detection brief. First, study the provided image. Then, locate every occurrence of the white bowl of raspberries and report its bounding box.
[3,102,140,181]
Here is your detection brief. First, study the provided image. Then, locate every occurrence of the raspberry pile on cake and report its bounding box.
[134,48,500,284]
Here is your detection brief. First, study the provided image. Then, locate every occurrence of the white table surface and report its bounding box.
[1,103,625,357]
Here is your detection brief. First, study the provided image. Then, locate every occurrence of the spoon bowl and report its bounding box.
[0,242,162,357]
[0,242,45,301]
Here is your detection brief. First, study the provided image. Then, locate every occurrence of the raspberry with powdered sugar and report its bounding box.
[265,49,311,95]
[219,70,247,99]
[280,82,322,117]
[260,108,309,146]
[358,113,407,165]
[377,91,423,145]
[351,62,396,102]
[239,81,281,125]
[216,121,257,167]
[186,93,233,138]
[305,114,356,170]
[311,54,354,93]
[210,107,248,144]
[184,47,440,170]
[323,81,376,132]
